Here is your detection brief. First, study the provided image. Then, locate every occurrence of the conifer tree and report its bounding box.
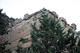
[0,9,8,35]
[17,11,80,53]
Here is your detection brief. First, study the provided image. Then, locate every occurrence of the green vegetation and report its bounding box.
[16,11,80,53]
[19,38,29,43]
[0,41,11,53]
[0,9,8,35]
[0,9,10,53]
[16,45,29,53]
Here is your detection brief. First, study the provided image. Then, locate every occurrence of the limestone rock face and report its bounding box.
[59,17,67,27]
[52,11,58,18]
[71,23,77,30]
[13,18,22,26]
[23,13,30,20]
[59,17,67,23]
[0,8,78,51]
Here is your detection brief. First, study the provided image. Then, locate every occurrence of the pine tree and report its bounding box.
[0,9,8,35]
[17,11,80,53]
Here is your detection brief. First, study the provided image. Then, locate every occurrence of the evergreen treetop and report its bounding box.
[16,11,80,53]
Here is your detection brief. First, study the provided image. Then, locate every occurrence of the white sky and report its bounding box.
[0,0,80,31]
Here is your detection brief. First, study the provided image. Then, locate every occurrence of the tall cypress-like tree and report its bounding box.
[17,11,80,53]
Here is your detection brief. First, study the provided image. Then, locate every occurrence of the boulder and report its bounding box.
[23,13,29,20]
[59,17,67,27]
[59,17,67,23]
[52,11,58,18]
[71,23,77,30]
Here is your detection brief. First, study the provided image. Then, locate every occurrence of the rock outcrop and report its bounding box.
[0,8,78,51]
[59,17,67,27]
[71,23,77,30]
[23,13,30,20]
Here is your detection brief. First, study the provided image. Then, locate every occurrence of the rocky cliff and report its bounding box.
[0,8,78,51]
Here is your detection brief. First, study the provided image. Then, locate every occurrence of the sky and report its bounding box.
[0,0,80,31]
